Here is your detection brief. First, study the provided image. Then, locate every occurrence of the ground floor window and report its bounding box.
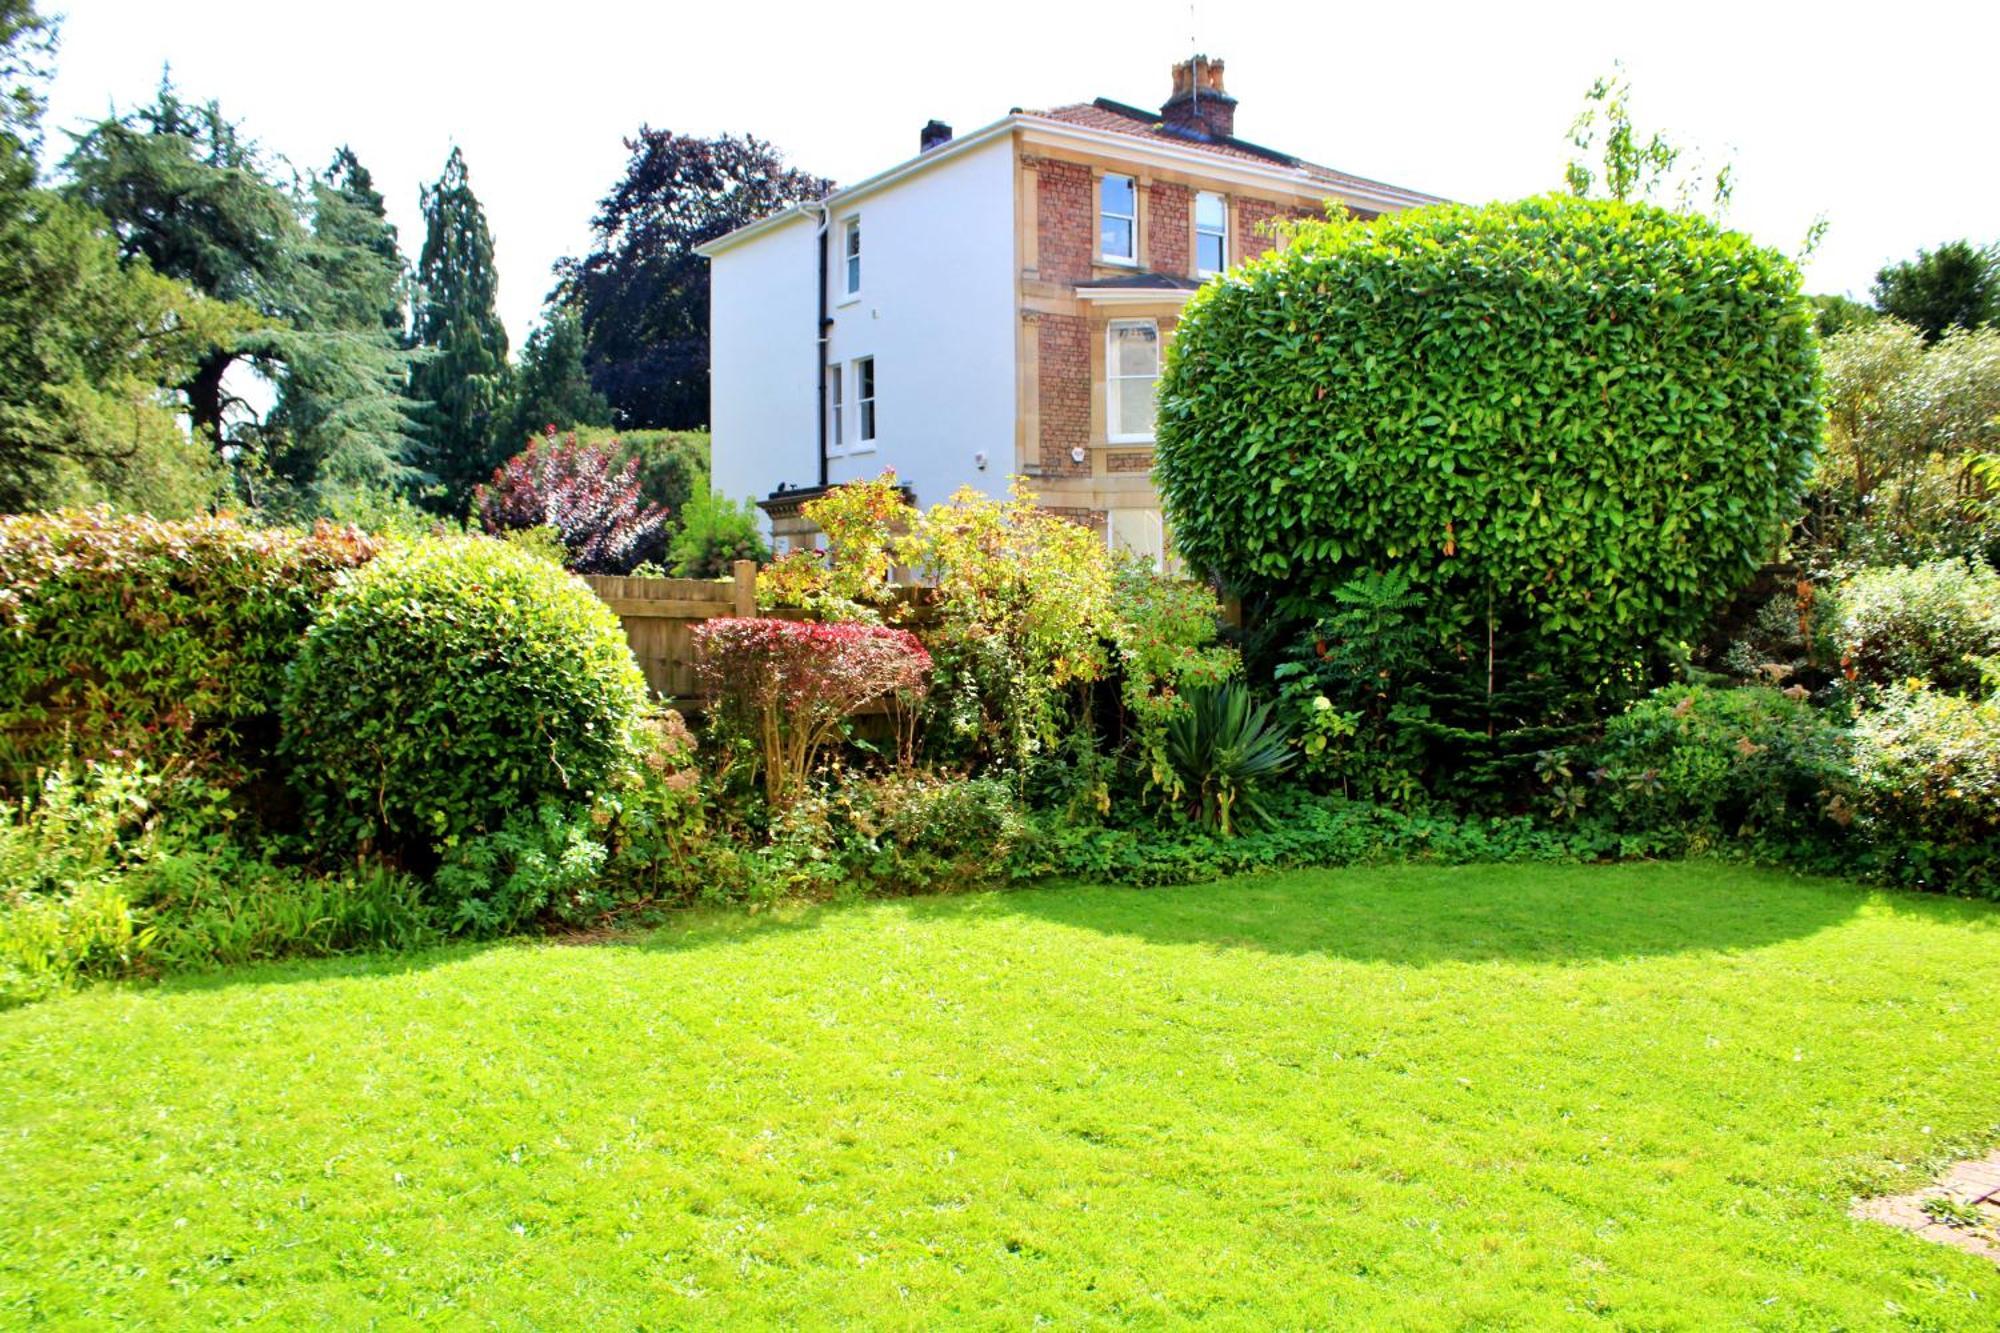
[1107,321,1160,443]
[855,356,877,444]
[1106,507,1167,571]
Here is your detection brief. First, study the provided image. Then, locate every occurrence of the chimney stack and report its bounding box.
[1160,55,1235,140]
[919,119,953,153]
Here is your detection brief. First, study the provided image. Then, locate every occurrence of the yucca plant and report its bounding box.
[1163,683,1296,836]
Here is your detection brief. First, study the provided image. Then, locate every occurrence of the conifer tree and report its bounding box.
[408,146,509,513]
[506,305,609,450]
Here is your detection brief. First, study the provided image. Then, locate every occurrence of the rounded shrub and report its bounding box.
[1834,558,2000,697]
[1156,195,1823,674]
[1851,684,2000,895]
[1589,684,1851,853]
[281,537,648,855]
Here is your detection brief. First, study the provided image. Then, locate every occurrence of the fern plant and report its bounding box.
[1164,684,1295,836]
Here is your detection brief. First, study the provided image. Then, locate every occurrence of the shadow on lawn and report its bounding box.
[139,862,1995,1002]
[958,861,1938,967]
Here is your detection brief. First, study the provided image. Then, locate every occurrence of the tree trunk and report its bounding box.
[183,349,234,451]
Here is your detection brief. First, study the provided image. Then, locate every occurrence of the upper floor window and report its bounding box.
[1195,192,1228,275]
[855,356,877,444]
[842,217,861,297]
[1107,320,1159,443]
[1099,173,1136,264]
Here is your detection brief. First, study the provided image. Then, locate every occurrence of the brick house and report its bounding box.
[697,57,1443,562]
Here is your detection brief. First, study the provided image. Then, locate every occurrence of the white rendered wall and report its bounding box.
[707,213,819,514]
[821,136,1017,508]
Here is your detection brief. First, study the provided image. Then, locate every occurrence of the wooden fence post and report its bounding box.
[731,560,758,618]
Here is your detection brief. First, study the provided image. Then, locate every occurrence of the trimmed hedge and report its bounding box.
[1156,195,1823,673]
[0,509,379,788]
[281,537,649,856]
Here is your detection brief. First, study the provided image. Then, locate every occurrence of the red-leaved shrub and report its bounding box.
[474,430,667,574]
[693,618,931,803]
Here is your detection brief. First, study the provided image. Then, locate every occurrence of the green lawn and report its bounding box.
[4,864,1999,1327]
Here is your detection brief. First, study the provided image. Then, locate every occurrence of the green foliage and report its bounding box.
[60,81,415,497]
[1563,63,1733,215]
[606,428,708,534]
[1109,560,1239,792]
[251,147,419,502]
[598,710,707,902]
[137,844,439,973]
[1811,293,1877,338]
[1587,685,1852,855]
[757,475,1240,797]
[1833,559,2000,697]
[1157,195,1823,689]
[432,800,608,932]
[1271,569,1431,802]
[1872,240,1999,343]
[0,189,246,513]
[903,484,1120,779]
[1162,684,1294,836]
[0,757,154,1006]
[668,488,768,577]
[408,147,510,514]
[1809,320,2000,567]
[1012,788,1611,887]
[508,306,610,446]
[1850,684,2000,895]
[0,751,440,1002]
[0,509,380,790]
[281,537,648,857]
[743,770,1029,901]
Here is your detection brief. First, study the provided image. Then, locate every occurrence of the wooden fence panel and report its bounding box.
[583,561,755,701]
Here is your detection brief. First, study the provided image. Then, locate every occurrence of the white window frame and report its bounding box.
[1194,191,1229,277]
[1098,172,1138,266]
[840,216,862,301]
[854,356,877,448]
[827,362,845,453]
[1105,508,1168,573]
[1106,319,1160,445]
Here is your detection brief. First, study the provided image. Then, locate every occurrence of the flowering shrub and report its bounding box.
[474,430,667,574]
[758,474,1239,791]
[904,482,1119,777]
[692,618,931,804]
[0,509,379,793]
[756,472,911,620]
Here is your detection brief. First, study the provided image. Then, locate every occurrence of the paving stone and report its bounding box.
[1852,1148,2000,1266]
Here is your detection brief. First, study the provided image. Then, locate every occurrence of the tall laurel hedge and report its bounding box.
[1155,195,1823,671]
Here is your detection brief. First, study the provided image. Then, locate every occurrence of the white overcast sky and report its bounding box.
[43,0,2000,351]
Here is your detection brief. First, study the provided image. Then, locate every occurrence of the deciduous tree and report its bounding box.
[1872,240,1999,343]
[556,130,828,429]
